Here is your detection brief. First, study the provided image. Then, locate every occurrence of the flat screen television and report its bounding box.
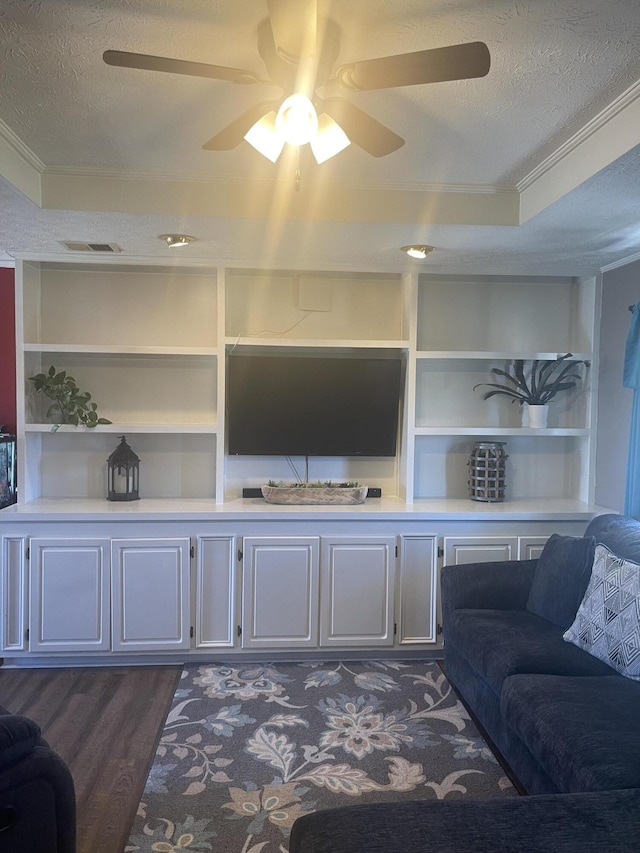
[227,354,403,457]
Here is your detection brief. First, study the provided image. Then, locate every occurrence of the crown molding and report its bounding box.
[601,249,640,273]
[41,165,514,197]
[0,119,45,173]
[518,78,640,193]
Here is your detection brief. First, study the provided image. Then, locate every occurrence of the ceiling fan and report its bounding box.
[103,0,490,163]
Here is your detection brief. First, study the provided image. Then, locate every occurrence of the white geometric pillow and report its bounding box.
[563,543,640,680]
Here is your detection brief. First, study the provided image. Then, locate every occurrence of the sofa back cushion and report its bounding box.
[526,534,596,628]
[584,513,640,564]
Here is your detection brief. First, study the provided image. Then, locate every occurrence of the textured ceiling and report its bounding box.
[1,0,640,274]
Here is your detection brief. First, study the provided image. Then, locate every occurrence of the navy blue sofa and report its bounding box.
[289,513,640,853]
[0,706,76,852]
[441,512,640,796]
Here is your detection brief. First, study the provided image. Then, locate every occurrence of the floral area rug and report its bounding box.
[125,661,516,853]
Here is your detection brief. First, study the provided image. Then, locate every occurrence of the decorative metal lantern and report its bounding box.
[107,435,140,501]
[0,432,17,509]
[467,441,508,502]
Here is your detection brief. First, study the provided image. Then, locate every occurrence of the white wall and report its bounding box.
[595,258,640,511]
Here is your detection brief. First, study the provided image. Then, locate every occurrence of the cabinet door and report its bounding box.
[111,538,191,652]
[195,536,237,648]
[443,536,519,566]
[320,537,396,647]
[519,536,548,560]
[29,538,110,652]
[1,537,27,652]
[241,537,319,648]
[397,535,438,645]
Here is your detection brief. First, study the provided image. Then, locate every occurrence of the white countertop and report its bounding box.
[0,497,617,523]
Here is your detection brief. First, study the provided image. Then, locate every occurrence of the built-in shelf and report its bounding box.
[25,423,218,434]
[415,351,592,361]
[24,344,218,356]
[226,338,409,349]
[9,259,600,507]
[412,427,590,436]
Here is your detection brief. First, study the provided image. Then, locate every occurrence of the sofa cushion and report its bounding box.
[501,674,640,792]
[447,609,615,695]
[563,544,640,680]
[526,534,596,628]
[290,789,640,853]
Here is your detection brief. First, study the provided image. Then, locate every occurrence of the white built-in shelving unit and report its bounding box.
[12,258,599,512]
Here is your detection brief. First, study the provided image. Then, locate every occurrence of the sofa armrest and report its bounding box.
[0,744,76,853]
[0,715,41,771]
[441,558,537,627]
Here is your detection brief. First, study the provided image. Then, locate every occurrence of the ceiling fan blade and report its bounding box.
[267,0,317,63]
[321,97,404,158]
[202,101,281,150]
[335,41,490,91]
[103,49,263,85]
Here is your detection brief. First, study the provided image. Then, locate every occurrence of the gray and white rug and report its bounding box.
[125,661,516,853]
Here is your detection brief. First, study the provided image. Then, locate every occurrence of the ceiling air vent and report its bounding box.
[60,241,122,253]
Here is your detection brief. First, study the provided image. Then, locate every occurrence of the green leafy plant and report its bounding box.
[29,366,112,429]
[266,480,360,488]
[474,353,589,406]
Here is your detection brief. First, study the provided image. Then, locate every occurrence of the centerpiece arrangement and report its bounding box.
[261,480,368,505]
[473,353,589,428]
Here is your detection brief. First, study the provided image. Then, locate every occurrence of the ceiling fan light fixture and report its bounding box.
[401,244,434,259]
[160,234,196,248]
[275,94,318,145]
[310,113,351,164]
[244,111,285,162]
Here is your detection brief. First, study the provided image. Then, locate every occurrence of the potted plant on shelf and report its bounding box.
[29,366,112,431]
[473,354,589,428]
[261,480,368,505]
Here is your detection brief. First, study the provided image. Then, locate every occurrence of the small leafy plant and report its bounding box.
[267,480,360,488]
[29,366,112,429]
[474,354,589,406]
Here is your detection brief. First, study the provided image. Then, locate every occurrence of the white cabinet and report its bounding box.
[240,536,400,650]
[443,536,519,566]
[443,534,550,566]
[1,536,27,651]
[397,535,439,645]
[241,537,319,648]
[29,538,110,652]
[320,536,396,647]
[195,535,237,648]
[111,538,191,651]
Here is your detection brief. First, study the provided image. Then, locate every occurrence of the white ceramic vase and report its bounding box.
[523,403,549,428]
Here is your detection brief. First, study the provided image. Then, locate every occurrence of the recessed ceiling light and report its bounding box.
[401,245,434,259]
[159,234,196,248]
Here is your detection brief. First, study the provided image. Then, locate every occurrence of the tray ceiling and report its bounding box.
[1,0,640,274]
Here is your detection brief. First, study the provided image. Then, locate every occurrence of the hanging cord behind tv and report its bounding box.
[286,456,306,484]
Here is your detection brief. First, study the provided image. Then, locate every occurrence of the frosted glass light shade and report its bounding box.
[310,113,351,164]
[244,111,285,162]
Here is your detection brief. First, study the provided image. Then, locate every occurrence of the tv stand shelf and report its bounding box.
[0,496,611,522]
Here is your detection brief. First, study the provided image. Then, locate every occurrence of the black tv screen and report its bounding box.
[227,354,403,457]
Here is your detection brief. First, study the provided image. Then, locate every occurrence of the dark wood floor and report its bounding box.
[0,664,182,853]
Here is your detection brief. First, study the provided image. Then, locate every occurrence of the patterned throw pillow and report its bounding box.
[563,544,640,680]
